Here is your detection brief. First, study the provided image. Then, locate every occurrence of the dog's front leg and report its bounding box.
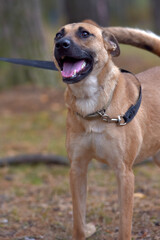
[116,166,134,240]
[70,158,89,240]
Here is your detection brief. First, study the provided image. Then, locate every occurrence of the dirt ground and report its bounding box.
[0,85,159,240]
[0,162,160,240]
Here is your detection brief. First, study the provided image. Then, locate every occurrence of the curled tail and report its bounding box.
[106,27,160,57]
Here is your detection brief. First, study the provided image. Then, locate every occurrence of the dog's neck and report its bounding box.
[65,61,120,117]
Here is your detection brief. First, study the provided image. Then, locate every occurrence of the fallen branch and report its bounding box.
[0,154,152,168]
[0,154,69,167]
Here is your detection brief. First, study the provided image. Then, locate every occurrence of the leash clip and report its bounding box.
[117,115,127,126]
[98,110,126,126]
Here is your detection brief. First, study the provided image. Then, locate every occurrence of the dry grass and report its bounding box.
[0,163,160,240]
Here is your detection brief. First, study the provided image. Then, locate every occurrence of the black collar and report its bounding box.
[77,69,142,126]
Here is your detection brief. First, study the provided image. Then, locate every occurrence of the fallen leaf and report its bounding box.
[85,223,96,238]
[134,192,146,199]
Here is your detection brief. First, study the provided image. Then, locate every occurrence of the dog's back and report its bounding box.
[135,66,160,162]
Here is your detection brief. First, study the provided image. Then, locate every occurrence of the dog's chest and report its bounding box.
[70,75,100,116]
[82,121,121,164]
[84,120,106,134]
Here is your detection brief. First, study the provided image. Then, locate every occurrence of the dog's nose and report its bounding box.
[55,38,71,50]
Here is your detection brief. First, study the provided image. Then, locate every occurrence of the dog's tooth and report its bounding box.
[81,61,86,69]
[72,69,77,78]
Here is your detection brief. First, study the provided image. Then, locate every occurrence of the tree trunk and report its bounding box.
[151,0,160,34]
[64,0,109,26]
[0,0,55,88]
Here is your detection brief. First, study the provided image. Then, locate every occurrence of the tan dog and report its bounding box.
[53,20,160,240]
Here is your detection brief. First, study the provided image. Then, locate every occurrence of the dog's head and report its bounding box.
[53,20,120,84]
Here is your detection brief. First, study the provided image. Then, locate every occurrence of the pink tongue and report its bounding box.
[61,60,85,78]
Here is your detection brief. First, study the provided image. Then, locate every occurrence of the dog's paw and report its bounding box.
[85,223,96,238]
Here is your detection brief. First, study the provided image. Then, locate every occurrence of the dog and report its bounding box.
[53,20,160,240]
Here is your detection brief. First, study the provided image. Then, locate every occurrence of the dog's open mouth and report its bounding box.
[59,56,93,84]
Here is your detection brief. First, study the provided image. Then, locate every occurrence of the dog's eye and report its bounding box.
[81,31,90,38]
[55,32,63,40]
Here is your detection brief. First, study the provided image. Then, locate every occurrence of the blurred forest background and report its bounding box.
[0,0,160,88]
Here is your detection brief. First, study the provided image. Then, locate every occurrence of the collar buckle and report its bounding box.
[117,115,127,126]
[98,111,126,126]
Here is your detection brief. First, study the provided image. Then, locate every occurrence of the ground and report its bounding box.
[0,162,160,240]
[0,46,160,240]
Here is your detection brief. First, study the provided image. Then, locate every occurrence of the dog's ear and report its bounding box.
[102,30,120,57]
[83,19,100,27]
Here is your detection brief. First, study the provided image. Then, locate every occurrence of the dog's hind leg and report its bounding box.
[153,151,160,167]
